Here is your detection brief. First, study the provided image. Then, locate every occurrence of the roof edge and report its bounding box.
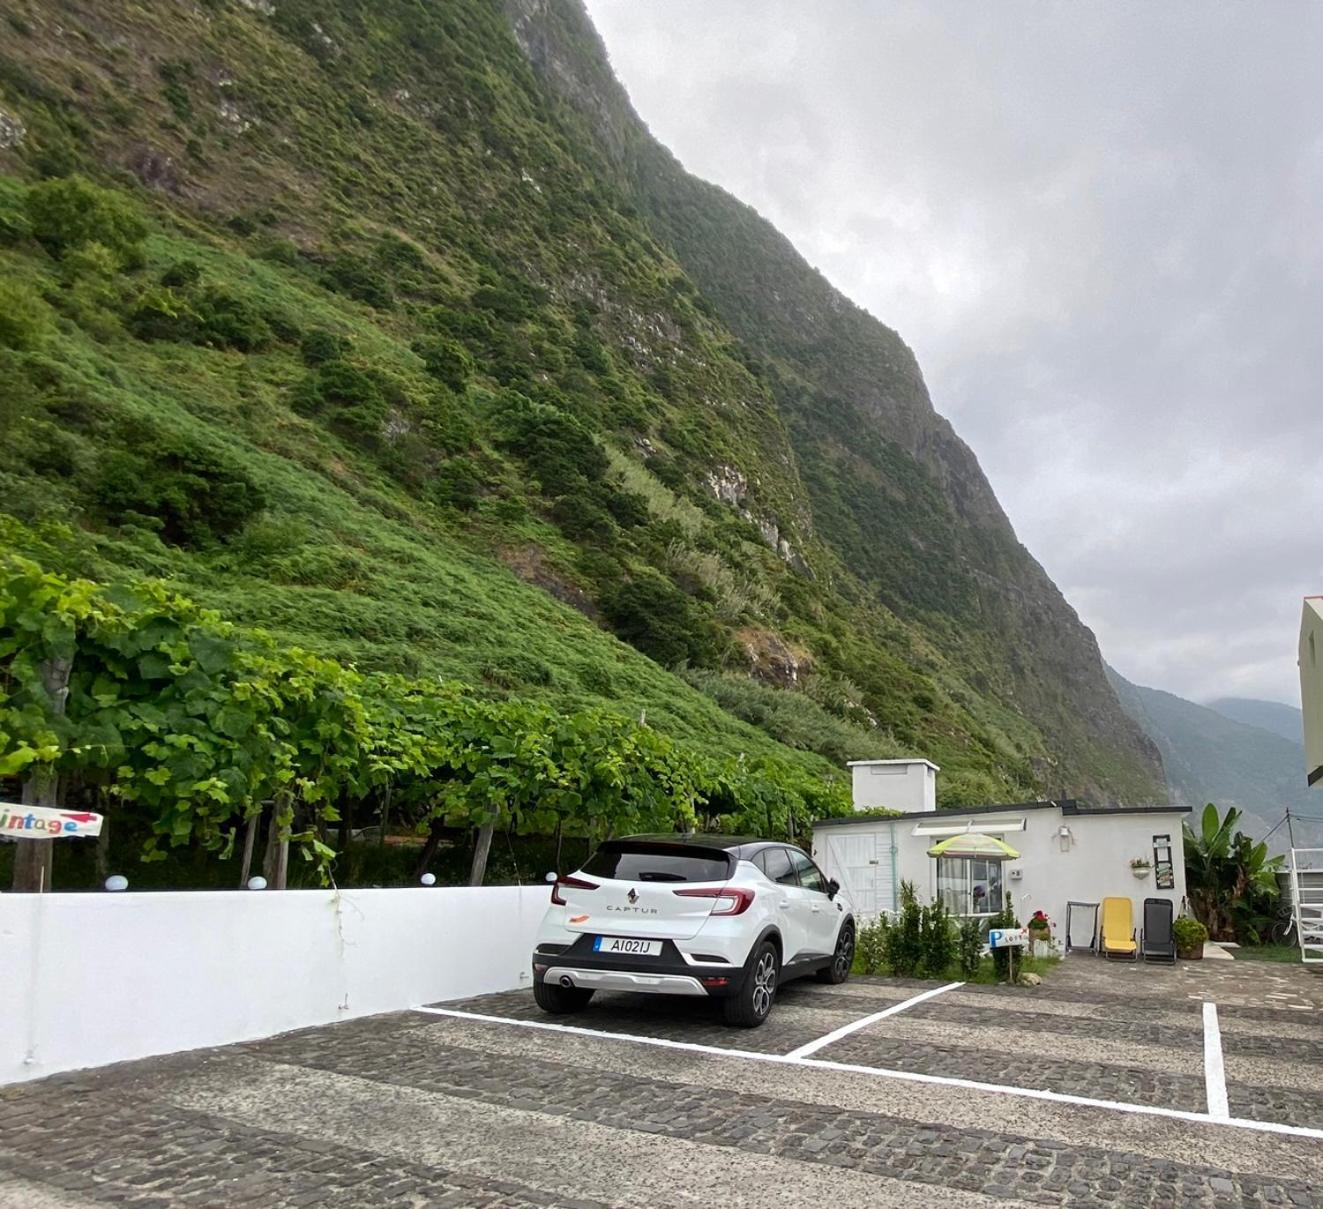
[846,758,940,771]
[813,799,1192,828]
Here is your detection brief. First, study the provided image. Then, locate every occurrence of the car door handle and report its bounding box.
[778,897,790,909]
[811,904,821,913]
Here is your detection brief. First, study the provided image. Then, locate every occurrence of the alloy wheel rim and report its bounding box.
[834,929,854,978]
[751,951,777,1016]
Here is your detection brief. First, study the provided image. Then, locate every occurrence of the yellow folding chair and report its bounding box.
[1101,896,1138,961]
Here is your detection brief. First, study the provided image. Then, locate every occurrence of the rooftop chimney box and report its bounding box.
[847,759,939,814]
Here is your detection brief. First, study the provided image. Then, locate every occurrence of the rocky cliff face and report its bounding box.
[504,0,1164,800]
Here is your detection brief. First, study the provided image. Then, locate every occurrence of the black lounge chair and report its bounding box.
[1141,897,1176,963]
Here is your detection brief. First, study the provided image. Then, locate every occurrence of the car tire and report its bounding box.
[723,939,779,1028]
[816,922,854,984]
[533,980,595,1014]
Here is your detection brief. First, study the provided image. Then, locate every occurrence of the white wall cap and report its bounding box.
[846,758,940,772]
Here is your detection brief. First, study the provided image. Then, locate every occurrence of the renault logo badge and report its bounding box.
[627,889,639,904]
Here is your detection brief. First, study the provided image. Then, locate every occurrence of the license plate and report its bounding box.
[593,936,662,956]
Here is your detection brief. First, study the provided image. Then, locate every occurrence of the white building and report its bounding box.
[1301,596,1323,789]
[813,759,1189,946]
[848,758,939,813]
[1295,597,1323,961]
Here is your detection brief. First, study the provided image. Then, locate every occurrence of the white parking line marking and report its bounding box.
[785,981,964,1059]
[412,1006,1323,1142]
[1202,1001,1230,1120]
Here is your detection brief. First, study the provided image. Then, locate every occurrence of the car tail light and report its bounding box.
[673,886,755,916]
[550,875,598,906]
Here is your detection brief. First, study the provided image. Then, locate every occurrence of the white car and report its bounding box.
[531,834,855,1027]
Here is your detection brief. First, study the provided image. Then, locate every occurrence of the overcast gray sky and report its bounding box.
[585,1,1323,708]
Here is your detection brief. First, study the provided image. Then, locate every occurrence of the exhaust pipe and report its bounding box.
[559,974,574,988]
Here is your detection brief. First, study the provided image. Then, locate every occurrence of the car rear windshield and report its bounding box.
[582,844,732,883]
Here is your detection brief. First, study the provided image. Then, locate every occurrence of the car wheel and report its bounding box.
[723,939,779,1028]
[816,922,854,984]
[534,980,595,1014]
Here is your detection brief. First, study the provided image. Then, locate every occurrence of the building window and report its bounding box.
[936,857,1006,917]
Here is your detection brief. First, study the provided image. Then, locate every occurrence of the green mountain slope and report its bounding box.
[505,0,1161,801]
[1108,668,1317,850]
[1207,698,1304,747]
[0,0,1159,803]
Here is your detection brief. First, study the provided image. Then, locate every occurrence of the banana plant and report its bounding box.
[1183,803,1283,941]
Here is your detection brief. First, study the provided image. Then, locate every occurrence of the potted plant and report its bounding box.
[1173,916,1208,960]
[1129,857,1152,879]
[1026,909,1052,957]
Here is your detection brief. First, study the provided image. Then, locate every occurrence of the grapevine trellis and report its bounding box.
[0,555,851,890]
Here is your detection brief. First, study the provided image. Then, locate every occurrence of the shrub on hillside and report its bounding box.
[0,179,32,245]
[604,487,650,529]
[128,279,285,352]
[89,434,265,546]
[424,304,493,345]
[937,769,1009,808]
[160,260,204,289]
[681,670,899,767]
[602,573,725,669]
[14,419,79,479]
[412,335,473,391]
[192,287,275,351]
[0,281,52,350]
[321,252,393,309]
[490,391,606,495]
[126,286,197,342]
[431,457,484,511]
[291,359,391,442]
[25,176,146,263]
[551,492,616,543]
[471,283,532,323]
[375,231,427,274]
[300,329,350,366]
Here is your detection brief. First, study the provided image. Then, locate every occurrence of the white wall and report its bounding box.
[0,885,547,1086]
[815,807,1188,942]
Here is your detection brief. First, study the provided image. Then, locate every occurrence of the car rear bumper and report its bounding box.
[541,966,709,996]
[532,938,741,998]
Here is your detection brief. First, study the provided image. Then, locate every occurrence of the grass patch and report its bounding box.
[1231,943,1301,963]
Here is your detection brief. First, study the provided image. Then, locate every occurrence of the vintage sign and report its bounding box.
[0,803,103,838]
[1152,833,1175,891]
[988,927,1029,949]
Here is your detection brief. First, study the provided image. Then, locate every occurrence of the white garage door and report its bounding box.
[818,826,896,918]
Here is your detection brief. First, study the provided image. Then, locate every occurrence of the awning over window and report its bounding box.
[926,833,1021,861]
[910,818,1025,837]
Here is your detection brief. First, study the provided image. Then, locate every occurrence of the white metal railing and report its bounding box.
[1288,849,1323,964]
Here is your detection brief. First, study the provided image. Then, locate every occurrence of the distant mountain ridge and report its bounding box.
[1108,669,1317,850]
[1206,698,1304,746]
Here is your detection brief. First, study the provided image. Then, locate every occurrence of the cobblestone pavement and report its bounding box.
[2,956,1321,1207]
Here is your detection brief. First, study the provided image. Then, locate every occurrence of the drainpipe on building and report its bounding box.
[889,821,899,912]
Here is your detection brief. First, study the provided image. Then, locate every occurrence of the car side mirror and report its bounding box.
[827,878,840,900]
